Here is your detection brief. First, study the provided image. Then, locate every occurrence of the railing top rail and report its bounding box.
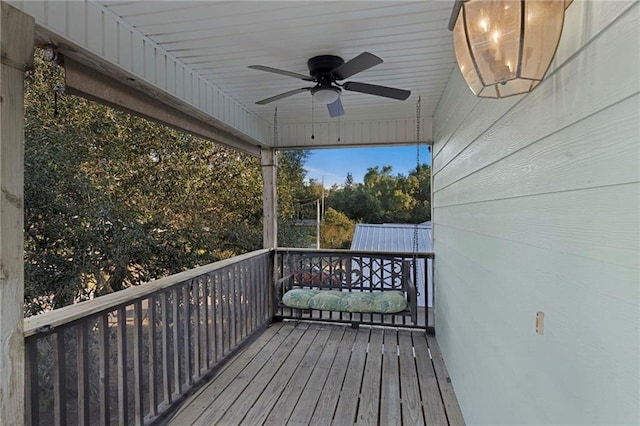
[276,247,435,259]
[24,248,272,338]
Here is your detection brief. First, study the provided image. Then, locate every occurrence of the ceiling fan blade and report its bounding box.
[331,52,383,80]
[327,97,345,118]
[248,65,314,81]
[343,81,411,101]
[256,88,311,105]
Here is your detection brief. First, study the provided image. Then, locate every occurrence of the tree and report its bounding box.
[320,208,355,249]
[276,150,316,247]
[400,163,431,223]
[325,164,431,224]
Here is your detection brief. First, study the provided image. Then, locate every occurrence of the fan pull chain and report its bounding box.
[337,116,341,142]
[311,97,315,140]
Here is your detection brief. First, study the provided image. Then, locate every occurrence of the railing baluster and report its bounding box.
[245,261,251,335]
[212,273,220,363]
[259,256,265,325]
[133,301,144,425]
[25,338,39,426]
[247,260,252,334]
[250,258,256,332]
[223,270,230,355]
[98,314,110,426]
[258,259,264,322]
[231,266,237,343]
[172,288,181,396]
[203,276,210,370]
[193,278,201,377]
[52,330,66,426]
[161,292,172,407]
[182,284,192,386]
[228,268,234,350]
[260,256,265,325]
[239,263,244,338]
[232,265,244,346]
[117,307,128,426]
[77,322,90,425]
[388,259,395,326]
[149,295,158,417]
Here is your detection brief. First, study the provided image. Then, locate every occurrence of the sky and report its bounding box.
[304,145,432,187]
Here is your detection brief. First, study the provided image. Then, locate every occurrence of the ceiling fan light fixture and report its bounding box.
[312,86,341,104]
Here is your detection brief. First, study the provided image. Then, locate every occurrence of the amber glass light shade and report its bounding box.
[452,0,567,98]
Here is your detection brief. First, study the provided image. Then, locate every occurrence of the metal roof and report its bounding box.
[350,223,432,253]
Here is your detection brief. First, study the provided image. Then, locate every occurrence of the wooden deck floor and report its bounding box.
[166,321,464,425]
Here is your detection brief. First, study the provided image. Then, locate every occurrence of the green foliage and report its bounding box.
[276,150,318,247]
[277,150,309,221]
[24,54,285,314]
[320,208,355,249]
[326,164,431,224]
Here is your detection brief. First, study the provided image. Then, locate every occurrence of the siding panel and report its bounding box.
[435,184,639,268]
[435,95,640,207]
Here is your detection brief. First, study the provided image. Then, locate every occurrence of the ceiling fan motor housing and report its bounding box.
[307,55,344,80]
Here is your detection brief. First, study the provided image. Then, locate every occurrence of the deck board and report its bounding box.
[167,321,463,426]
[259,328,331,425]
[309,329,357,426]
[398,331,426,425]
[169,323,283,425]
[413,332,449,426]
[356,328,383,425]
[332,328,369,425]
[217,324,320,424]
[193,323,306,425]
[287,327,345,425]
[426,334,466,426]
[380,329,402,425]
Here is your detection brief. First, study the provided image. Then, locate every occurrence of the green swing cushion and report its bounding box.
[282,288,321,309]
[282,289,407,314]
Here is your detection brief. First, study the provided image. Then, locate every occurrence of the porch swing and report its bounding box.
[275,98,425,328]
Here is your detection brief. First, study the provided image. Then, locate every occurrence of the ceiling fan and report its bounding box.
[248,52,411,118]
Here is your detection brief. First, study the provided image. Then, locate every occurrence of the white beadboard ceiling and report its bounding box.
[96,0,456,126]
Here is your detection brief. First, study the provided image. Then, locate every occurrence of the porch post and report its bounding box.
[0,3,34,424]
[261,148,277,249]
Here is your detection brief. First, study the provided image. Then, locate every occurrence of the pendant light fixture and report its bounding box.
[449,0,572,98]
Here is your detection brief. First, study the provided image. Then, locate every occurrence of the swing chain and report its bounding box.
[413,96,421,258]
[274,107,279,149]
[416,96,421,171]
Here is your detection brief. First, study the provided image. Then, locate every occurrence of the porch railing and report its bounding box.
[274,248,434,329]
[24,249,273,426]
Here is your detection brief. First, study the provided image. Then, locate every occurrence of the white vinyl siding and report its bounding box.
[432,1,639,424]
